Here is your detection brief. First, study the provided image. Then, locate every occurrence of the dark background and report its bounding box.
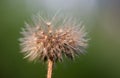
[0,0,120,78]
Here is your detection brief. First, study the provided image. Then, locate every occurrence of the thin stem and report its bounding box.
[47,59,53,78]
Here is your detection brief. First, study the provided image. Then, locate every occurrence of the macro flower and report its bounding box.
[19,13,88,62]
[19,12,88,78]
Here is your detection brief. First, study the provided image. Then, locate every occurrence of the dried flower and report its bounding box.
[19,14,88,62]
[19,12,88,78]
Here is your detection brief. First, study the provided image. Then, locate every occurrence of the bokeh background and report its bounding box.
[0,0,120,78]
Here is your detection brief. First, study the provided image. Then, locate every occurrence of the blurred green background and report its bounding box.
[0,0,120,78]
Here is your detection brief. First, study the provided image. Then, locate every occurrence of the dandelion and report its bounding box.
[19,12,88,78]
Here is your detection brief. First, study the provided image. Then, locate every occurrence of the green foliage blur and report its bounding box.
[0,0,120,78]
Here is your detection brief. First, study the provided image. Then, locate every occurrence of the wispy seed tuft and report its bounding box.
[19,14,88,63]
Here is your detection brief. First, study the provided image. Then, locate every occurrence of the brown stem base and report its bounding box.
[47,59,53,78]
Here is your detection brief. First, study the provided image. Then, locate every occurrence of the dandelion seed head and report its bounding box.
[19,14,88,62]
